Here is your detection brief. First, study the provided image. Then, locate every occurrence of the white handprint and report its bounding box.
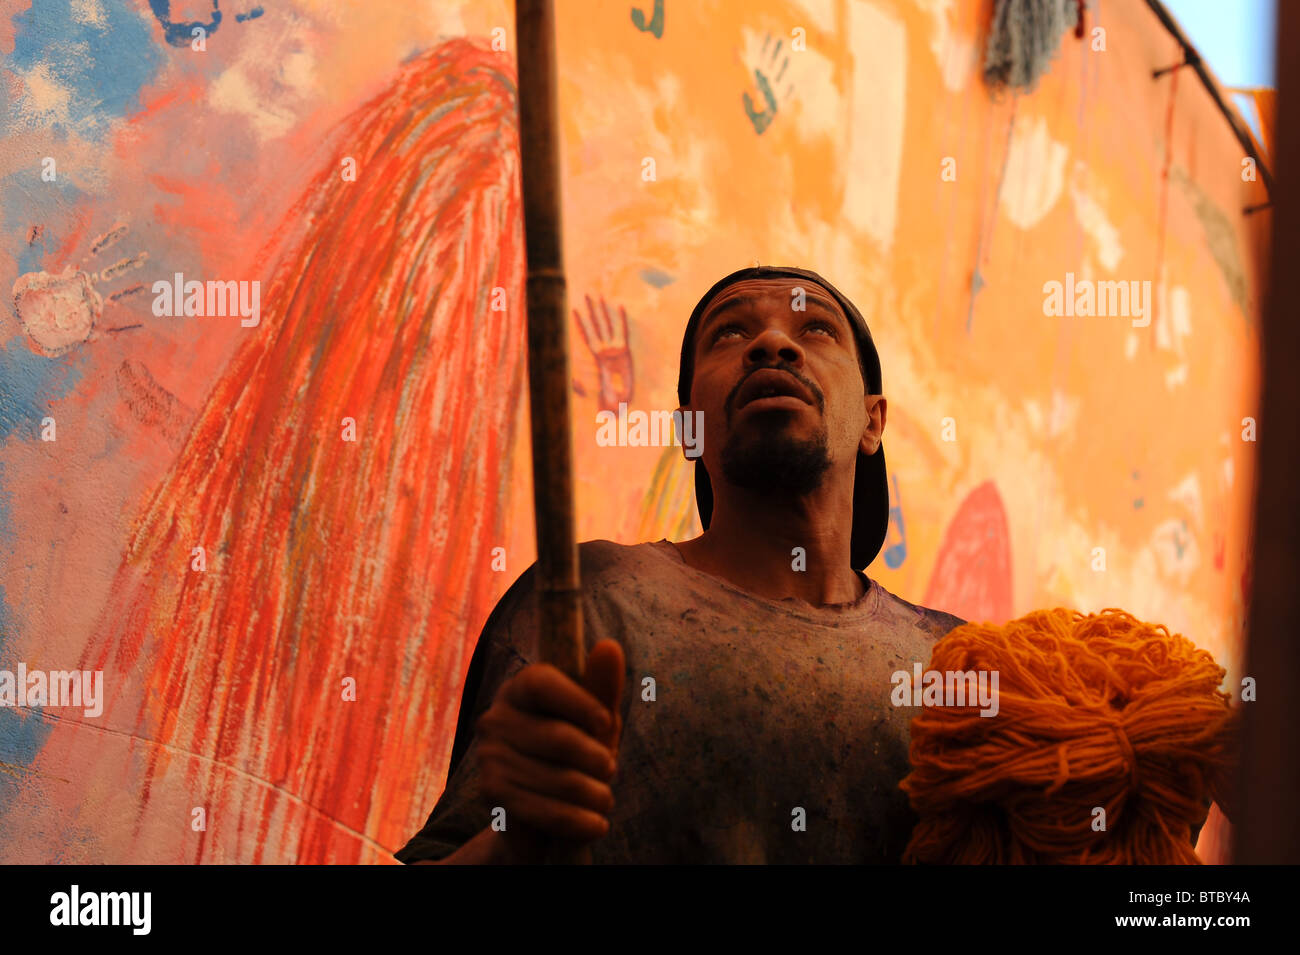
[12,224,148,357]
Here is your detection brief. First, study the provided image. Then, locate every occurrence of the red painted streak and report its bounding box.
[72,39,525,863]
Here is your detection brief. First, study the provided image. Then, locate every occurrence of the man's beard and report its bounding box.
[719,424,832,496]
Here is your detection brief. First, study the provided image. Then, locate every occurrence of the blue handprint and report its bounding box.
[149,0,263,48]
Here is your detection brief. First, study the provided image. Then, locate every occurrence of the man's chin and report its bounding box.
[719,430,832,496]
[723,418,821,455]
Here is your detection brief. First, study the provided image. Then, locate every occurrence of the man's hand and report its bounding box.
[476,639,625,862]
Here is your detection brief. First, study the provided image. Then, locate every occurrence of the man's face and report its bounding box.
[683,277,880,496]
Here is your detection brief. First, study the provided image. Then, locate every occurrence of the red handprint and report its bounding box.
[572,294,634,414]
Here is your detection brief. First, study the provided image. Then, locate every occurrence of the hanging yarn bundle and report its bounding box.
[900,608,1239,864]
[983,0,1081,93]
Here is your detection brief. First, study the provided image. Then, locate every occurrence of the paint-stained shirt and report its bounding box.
[395,538,967,864]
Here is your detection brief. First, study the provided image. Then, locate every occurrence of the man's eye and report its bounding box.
[711,323,745,343]
[806,321,837,337]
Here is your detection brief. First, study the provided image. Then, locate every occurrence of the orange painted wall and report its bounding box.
[0,0,1262,863]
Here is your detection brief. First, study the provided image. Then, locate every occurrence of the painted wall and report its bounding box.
[0,0,1263,863]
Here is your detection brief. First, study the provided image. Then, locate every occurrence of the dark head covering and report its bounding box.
[676,265,888,571]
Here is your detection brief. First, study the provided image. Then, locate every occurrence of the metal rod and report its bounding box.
[1145,0,1275,196]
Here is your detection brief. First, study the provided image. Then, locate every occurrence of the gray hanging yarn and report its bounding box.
[984,0,1081,93]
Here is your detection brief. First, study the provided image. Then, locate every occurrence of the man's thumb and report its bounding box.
[583,639,625,748]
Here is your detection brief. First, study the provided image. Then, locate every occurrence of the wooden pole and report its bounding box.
[515,0,589,864]
[516,0,583,681]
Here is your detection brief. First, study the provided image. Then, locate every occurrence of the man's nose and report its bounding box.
[744,326,803,368]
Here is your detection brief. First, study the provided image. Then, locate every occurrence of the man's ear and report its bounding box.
[859,395,887,456]
[674,405,701,463]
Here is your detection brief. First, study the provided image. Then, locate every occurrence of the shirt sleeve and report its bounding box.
[393,567,538,864]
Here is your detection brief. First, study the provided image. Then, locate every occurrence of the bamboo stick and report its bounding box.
[515,0,589,865]
[516,0,583,682]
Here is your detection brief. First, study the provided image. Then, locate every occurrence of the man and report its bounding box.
[397,265,967,864]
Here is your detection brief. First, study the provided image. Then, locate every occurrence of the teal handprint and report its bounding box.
[743,33,793,135]
[631,0,664,39]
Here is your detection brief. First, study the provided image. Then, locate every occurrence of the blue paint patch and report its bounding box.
[0,502,12,639]
[148,0,221,48]
[1,171,91,254]
[7,0,164,140]
[0,569,57,814]
[0,317,85,819]
[0,707,56,818]
[639,267,676,288]
[236,6,264,24]
[0,348,48,443]
[0,343,84,441]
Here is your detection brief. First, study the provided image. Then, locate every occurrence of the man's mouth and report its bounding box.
[735,368,815,410]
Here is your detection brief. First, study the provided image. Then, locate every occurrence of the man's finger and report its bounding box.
[487,710,616,779]
[502,664,613,739]
[499,786,611,843]
[497,746,615,815]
